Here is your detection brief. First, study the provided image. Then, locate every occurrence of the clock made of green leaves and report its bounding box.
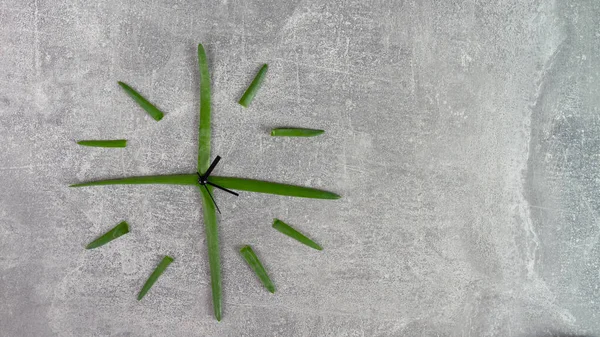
[72,44,339,321]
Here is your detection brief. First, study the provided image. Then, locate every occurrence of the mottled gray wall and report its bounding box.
[0,0,598,336]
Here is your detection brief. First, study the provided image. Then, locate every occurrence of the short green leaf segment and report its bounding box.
[137,255,174,300]
[238,64,268,108]
[77,139,127,148]
[272,219,323,250]
[270,128,324,137]
[86,221,129,249]
[239,246,275,293]
[118,81,165,121]
[71,44,340,321]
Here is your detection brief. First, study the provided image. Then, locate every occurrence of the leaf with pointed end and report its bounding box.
[272,219,322,250]
[208,176,340,199]
[239,245,275,293]
[118,81,164,121]
[70,174,198,187]
[86,221,129,249]
[197,44,222,322]
[200,186,222,321]
[137,255,174,300]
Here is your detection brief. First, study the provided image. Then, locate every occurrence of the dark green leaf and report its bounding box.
[239,245,275,293]
[86,221,129,249]
[272,219,322,250]
[137,255,174,300]
[118,81,164,121]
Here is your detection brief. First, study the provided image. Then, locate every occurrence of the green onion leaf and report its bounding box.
[77,139,127,148]
[70,174,198,187]
[208,176,340,199]
[137,255,174,300]
[270,128,324,137]
[238,64,268,108]
[272,219,322,250]
[118,81,164,121]
[239,245,275,293]
[86,221,129,249]
[197,44,222,321]
[197,44,212,173]
[200,187,222,320]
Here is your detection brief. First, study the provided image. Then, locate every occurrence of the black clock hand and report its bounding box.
[206,181,239,196]
[196,155,239,213]
[203,155,221,178]
[202,183,222,214]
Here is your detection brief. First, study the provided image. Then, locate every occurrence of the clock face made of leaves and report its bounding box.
[72,44,340,321]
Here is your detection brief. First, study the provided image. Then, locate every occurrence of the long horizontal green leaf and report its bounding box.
[238,64,268,108]
[208,176,340,199]
[138,255,174,300]
[239,245,275,293]
[70,174,341,200]
[70,174,198,187]
[270,128,324,137]
[86,221,129,249]
[118,81,165,121]
[77,139,127,148]
[272,219,322,250]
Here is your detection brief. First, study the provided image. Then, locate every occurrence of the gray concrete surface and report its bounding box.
[1,0,599,336]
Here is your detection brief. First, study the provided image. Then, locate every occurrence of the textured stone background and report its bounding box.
[1,0,599,336]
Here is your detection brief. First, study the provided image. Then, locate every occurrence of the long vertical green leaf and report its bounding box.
[197,43,221,321]
[70,174,198,187]
[200,187,221,321]
[272,219,323,250]
[239,245,275,293]
[86,221,129,249]
[197,44,211,174]
[137,255,174,300]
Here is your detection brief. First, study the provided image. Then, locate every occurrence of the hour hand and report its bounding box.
[203,156,221,178]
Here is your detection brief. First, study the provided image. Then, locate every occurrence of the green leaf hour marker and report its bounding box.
[239,246,275,293]
[272,219,322,250]
[137,255,174,300]
[238,64,268,108]
[270,128,324,137]
[86,221,130,249]
[77,139,127,148]
[118,81,165,121]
